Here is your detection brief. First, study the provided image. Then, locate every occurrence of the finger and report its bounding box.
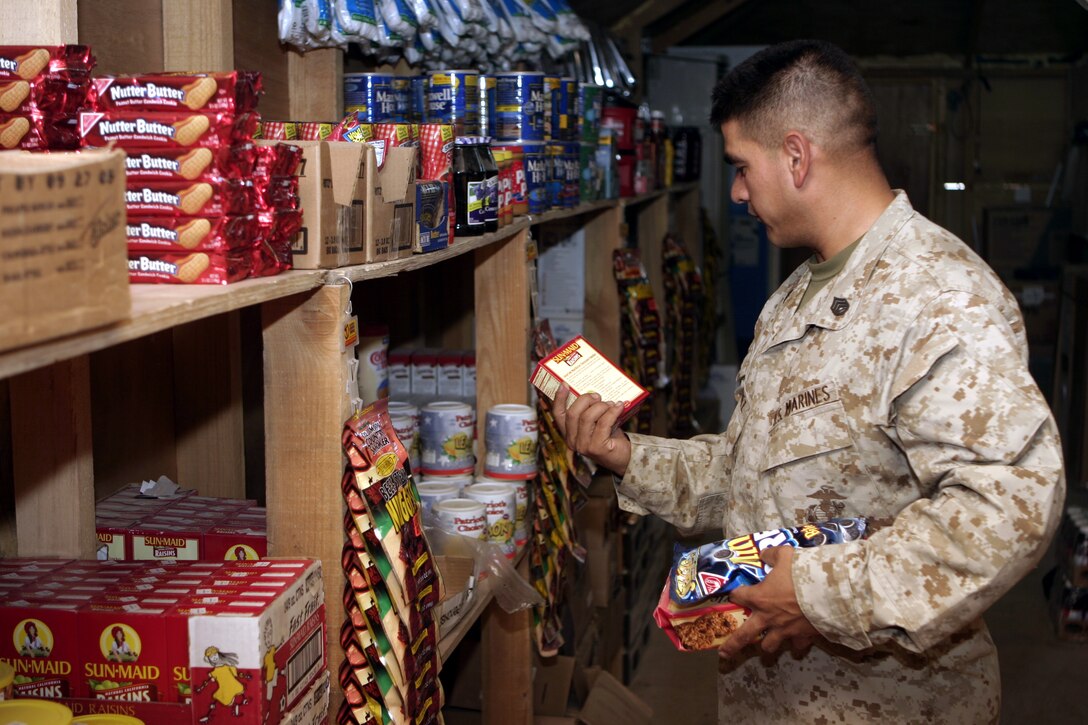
[788,635,815,656]
[551,386,570,435]
[718,614,764,659]
[563,392,599,448]
[760,545,790,568]
[593,402,625,449]
[761,628,786,654]
[575,400,617,452]
[727,584,755,610]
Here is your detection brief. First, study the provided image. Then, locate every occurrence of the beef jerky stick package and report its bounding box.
[339,622,395,725]
[343,401,442,614]
[655,518,867,651]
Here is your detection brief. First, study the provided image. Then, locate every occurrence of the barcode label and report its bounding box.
[287,628,323,701]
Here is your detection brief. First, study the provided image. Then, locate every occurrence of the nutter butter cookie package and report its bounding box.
[90,71,262,113]
[655,518,867,651]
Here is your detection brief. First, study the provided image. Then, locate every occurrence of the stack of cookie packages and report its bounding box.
[78,69,304,284]
[0,45,94,151]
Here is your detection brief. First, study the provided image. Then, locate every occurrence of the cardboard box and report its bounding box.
[575,494,619,608]
[276,140,366,269]
[365,145,417,262]
[577,668,653,725]
[534,654,575,716]
[0,149,130,353]
[414,180,450,254]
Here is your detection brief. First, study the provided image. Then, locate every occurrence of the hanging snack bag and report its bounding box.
[655,518,868,651]
[343,400,442,613]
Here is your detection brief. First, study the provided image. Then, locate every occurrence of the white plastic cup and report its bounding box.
[464,482,517,553]
[420,401,476,475]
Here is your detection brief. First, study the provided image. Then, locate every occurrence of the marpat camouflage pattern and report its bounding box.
[618,192,1065,723]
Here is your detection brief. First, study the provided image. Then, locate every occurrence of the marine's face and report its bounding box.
[722,119,804,248]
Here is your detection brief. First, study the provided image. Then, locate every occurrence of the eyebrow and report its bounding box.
[724,153,740,166]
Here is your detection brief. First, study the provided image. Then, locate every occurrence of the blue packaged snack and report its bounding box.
[669,518,867,607]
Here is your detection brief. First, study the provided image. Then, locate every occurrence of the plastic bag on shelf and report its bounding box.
[425,527,543,614]
[335,0,382,44]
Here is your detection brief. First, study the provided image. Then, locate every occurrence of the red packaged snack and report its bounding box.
[330,113,371,143]
[0,45,95,81]
[0,75,91,115]
[256,120,296,140]
[125,178,258,216]
[122,144,260,182]
[296,121,334,140]
[79,110,259,149]
[254,141,304,178]
[0,111,79,149]
[419,123,454,181]
[90,70,262,113]
[258,176,300,210]
[127,250,251,285]
[251,209,301,277]
[126,214,259,253]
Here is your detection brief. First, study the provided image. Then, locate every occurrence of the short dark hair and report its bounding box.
[710,40,878,154]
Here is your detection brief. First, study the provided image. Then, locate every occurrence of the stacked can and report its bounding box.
[479,74,495,139]
[426,69,479,136]
[464,482,518,557]
[552,78,577,141]
[409,75,427,123]
[344,73,398,123]
[542,75,559,139]
[420,401,476,475]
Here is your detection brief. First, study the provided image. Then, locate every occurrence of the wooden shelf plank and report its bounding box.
[0,271,323,382]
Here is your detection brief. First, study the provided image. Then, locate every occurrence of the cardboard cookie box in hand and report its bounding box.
[0,148,129,353]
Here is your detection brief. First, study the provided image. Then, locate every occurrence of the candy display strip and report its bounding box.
[662,234,705,438]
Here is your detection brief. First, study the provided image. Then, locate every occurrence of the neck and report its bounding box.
[808,159,895,262]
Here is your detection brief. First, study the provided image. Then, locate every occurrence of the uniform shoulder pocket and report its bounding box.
[761,402,854,472]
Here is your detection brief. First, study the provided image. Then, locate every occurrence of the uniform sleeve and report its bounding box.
[616,418,741,532]
[791,290,1065,653]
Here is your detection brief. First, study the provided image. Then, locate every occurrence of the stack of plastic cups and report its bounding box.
[388,401,420,473]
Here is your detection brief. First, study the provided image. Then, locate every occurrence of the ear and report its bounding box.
[782,131,812,188]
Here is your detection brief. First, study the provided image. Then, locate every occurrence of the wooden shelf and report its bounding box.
[0,270,324,381]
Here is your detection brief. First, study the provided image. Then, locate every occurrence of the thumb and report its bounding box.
[760,545,793,569]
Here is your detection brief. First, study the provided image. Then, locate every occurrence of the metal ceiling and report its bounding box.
[569,0,1088,60]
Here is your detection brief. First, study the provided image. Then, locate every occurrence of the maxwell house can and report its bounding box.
[523,141,548,214]
[427,69,479,136]
[344,72,397,123]
[410,75,428,123]
[553,77,577,141]
[543,75,560,139]
[479,74,496,138]
[494,72,545,141]
[391,76,411,123]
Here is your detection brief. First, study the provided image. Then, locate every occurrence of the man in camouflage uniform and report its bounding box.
[553,40,1064,723]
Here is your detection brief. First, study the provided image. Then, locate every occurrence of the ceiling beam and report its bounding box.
[651,0,751,53]
[612,0,692,35]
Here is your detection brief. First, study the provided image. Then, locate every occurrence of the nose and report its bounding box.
[731,172,748,204]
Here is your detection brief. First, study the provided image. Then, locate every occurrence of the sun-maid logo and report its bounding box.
[14,619,53,658]
[225,544,260,561]
[100,623,141,663]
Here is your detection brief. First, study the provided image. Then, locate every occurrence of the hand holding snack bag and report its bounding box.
[654,518,867,652]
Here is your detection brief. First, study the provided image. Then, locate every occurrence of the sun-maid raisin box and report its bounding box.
[0,558,326,725]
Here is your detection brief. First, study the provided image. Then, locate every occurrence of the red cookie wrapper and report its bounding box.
[259,176,301,211]
[127,250,251,285]
[251,209,301,277]
[419,124,454,181]
[0,111,80,150]
[256,120,297,140]
[126,214,259,253]
[254,142,304,179]
[0,75,92,115]
[122,144,260,183]
[0,45,95,81]
[125,178,259,217]
[90,70,262,113]
[79,110,259,149]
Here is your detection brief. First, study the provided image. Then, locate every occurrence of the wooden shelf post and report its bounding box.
[262,285,353,722]
[9,356,96,558]
[475,230,534,725]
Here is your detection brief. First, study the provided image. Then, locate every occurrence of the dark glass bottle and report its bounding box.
[454,136,486,237]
